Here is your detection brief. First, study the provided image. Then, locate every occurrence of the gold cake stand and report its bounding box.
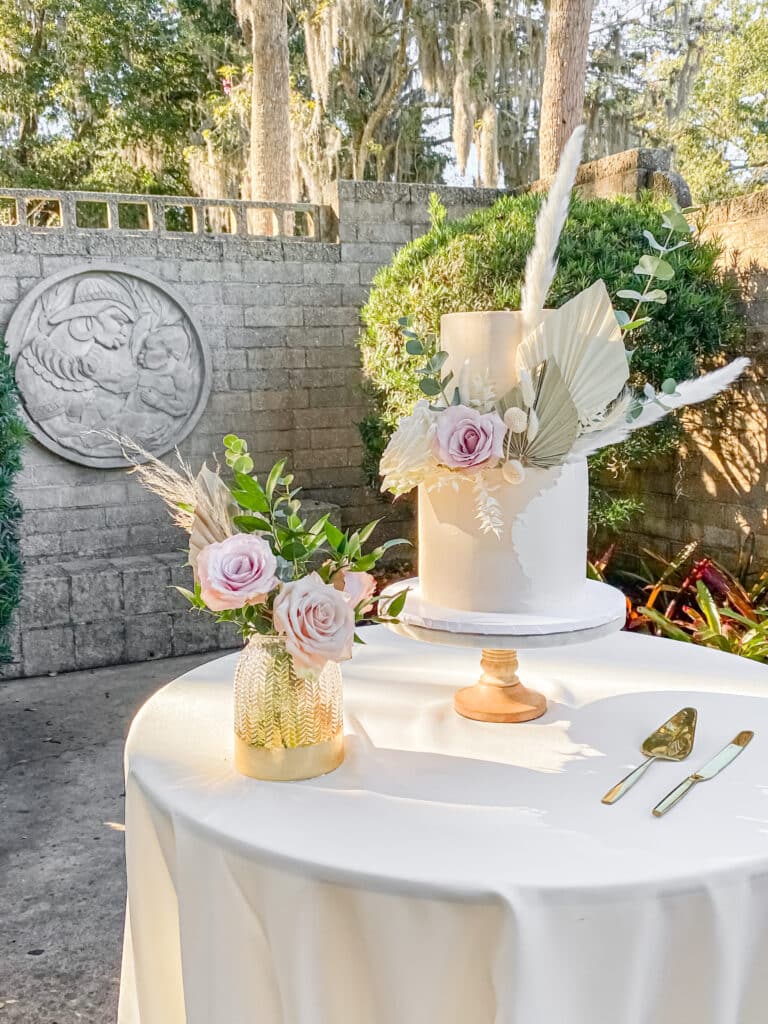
[383,579,626,724]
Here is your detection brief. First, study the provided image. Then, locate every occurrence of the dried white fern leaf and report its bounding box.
[517,280,630,420]
[473,474,503,537]
[569,358,751,458]
[520,125,585,332]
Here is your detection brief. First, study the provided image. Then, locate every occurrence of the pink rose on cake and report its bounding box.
[198,534,279,610]
[273,572,355,672]
[431,405,506,472]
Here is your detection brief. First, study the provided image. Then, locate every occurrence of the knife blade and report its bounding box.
[652,730,754,818]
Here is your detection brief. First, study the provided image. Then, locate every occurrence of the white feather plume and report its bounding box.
[569,358,750,459]
[520,125,585,332]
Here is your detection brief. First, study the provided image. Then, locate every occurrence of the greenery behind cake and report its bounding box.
[358,192,745,532]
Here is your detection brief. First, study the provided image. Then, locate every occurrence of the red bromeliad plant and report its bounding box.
[590,542,768,662]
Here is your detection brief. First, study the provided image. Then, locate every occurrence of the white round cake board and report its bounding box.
[381,578,626,651]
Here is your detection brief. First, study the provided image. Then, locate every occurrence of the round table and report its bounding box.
[118,627,768,1024]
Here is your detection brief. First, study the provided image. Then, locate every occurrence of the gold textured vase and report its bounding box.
[233,636,344,781]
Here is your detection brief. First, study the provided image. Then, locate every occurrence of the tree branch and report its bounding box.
[352,0,413,180]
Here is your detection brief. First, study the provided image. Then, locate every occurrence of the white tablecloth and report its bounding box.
[118,627,768,1024]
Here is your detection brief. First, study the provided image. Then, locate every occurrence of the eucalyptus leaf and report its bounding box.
[661,209,692,234]
[621,317,651,331]
[232,454,254,473]
[614,309,630,327]
[644,289,668,304]
[616,288,645,301]
[405,339,424,355]
[661,377,677,394]
[634,254,675,281]
[419,378,441,397]
[642,230,665,252]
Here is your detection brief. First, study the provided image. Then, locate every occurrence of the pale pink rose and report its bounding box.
[334,568,377,611]
[273,572,355,672]
[431,404,506,471]
[197,534,278,611]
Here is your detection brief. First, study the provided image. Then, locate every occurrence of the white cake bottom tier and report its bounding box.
[418,459,588,615]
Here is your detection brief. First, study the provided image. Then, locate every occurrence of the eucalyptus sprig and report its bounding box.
[615,200,697,334]
[398,316,460,407]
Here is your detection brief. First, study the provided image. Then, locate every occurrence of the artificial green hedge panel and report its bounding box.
[0,342,26,662]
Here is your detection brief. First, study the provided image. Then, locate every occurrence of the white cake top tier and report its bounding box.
[440,309,547,399]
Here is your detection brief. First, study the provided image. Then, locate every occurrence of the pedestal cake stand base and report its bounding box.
[453,648,547,723]
[383,579,626,724]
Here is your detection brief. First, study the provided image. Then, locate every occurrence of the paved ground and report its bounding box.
[0,651,223,1024]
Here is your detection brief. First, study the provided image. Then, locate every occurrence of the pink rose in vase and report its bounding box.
[431,405,506,471]
[198,534,279,611]
[273,572,355,673]
[334,568,377,613]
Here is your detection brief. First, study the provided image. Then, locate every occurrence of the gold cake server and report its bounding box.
[602,707,698,805]
[652,730,754,817]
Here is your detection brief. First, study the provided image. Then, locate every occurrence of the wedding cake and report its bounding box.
[379,126,749,626]
[418,311,588,615]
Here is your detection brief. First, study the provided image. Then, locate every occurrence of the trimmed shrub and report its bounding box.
[358,191,745,530]
[0,342,26,662]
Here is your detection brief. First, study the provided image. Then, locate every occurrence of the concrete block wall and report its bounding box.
[0,177,514,677]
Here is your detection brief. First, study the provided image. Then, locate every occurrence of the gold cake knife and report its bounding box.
[652,730,754,817]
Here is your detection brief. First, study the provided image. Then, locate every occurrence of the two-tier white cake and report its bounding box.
[417,310,589,617]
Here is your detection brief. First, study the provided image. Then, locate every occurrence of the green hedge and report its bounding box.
[358,192,744,531]
[0,343,26,662]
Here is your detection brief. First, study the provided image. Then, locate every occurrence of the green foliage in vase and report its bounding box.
[176,435,409,643]
[0,342,26,663]
[358,191,744,529]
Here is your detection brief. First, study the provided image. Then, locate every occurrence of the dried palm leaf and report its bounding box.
[517,280,630,421]
[506,361,580,468]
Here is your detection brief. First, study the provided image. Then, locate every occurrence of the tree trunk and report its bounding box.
[538,0,593,177]
[248,0,292,234]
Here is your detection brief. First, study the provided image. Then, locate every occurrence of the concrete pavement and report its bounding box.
[0,651,224,1024]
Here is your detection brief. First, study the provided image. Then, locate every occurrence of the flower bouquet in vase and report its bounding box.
[123,433,407,781]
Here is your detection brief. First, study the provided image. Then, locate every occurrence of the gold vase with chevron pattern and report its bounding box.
[233,636,344,781]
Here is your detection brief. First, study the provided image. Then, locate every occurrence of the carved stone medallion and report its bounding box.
[7,264,211,468]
